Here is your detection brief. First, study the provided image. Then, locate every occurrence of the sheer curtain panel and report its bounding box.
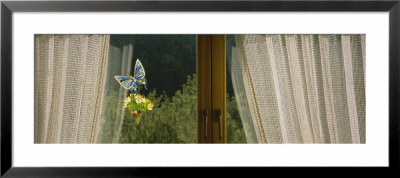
[97,36,134,143]
[34,34,110,143]
[231,34,365,144]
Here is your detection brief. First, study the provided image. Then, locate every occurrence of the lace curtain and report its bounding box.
[97,36,134,143]
[34,34,110,143]
[231,34,365,144]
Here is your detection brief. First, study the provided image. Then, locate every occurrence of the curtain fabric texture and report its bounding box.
[34,34,110,143]
[231,34,365,144]
[97,37,133,143]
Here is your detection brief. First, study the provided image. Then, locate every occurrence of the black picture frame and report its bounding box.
[1,0,399,177]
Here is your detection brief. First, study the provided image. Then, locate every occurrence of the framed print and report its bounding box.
[1,0,399,176]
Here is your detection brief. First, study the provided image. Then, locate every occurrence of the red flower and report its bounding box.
[131,110,141,118]
[134,112,141,117]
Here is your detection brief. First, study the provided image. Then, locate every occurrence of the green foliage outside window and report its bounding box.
[99,74,246,143]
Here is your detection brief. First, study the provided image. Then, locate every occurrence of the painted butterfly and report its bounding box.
[114,59,147,93]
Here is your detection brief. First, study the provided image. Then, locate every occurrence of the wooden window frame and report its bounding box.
[197,35,226,143]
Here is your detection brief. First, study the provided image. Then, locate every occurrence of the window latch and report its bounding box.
[202,110,208,140]
[215,110,222,140]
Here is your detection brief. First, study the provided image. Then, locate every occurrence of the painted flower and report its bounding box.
[122,93,153,126]
[134,94,147,103]
[147,103,154,110]
[133,110,141,117]
[123,96,131,108]
[133,93,140,99]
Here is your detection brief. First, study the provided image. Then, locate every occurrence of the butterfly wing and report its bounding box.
[129,78,139,93]
[114,76,136,91]
[133,59,147,88]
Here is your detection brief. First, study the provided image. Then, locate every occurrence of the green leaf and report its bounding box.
[136,117,141,126]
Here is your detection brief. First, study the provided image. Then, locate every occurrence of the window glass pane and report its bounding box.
[34,34,197,144]
[98,35,197,143]
[226,35,257,143]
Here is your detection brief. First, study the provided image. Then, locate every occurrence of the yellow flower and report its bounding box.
[147,103,154,110]
[123,96,131,108]
[125,96,131,103]
[134,94,147,103]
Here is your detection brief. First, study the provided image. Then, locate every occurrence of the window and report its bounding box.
[34,34,365,144]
